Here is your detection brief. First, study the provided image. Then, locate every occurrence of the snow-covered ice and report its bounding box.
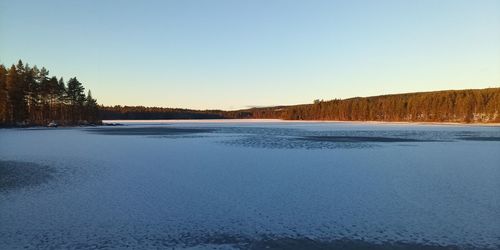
[1,120,499,249]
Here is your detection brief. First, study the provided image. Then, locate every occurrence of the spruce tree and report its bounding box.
[66,77,85,122]
[85,90,99,123]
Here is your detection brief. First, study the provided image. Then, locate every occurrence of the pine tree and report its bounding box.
[7,65,28,123]
[57,77,66,121]
[0,65,9,124]
[0,61,102,126]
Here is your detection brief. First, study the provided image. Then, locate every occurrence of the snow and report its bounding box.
[1,121,499,249]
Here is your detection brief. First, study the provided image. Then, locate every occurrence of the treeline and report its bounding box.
[0,60,100,126]
[99,106,226,120]
[100,88,500,123]
[229,88,500,123]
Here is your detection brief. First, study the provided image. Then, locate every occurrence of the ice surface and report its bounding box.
[1,121,499,249]
[0,161,55,192]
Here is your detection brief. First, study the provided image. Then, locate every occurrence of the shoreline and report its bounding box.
[102,119,500,127]
[2,119,499,128]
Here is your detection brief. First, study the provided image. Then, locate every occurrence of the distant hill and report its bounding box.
[101,87,500,123]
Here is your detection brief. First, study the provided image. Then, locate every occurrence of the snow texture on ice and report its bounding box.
[1,121,499,249]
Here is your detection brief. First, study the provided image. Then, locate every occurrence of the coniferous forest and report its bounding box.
[99,106,226,120]
[101,88,500,123]
[0,60,99,126]
[1,60,499,126]
[229,88,500,123]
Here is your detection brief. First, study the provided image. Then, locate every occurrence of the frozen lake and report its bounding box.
[1,120,499,249]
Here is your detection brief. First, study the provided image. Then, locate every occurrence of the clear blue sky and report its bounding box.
[1,0,499,110]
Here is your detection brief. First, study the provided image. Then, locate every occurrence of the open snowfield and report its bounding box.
[1,120,499,249]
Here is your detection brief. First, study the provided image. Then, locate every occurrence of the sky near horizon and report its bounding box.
[1,0,499,110]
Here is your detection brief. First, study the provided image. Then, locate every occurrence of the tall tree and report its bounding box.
[57,77,66,120]
[85,90,99,123]
[66,77,85,122]
[0,65,9,124]
[7,65,28,123]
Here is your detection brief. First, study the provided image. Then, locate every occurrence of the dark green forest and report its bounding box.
[101,88,500,123]
[0,60,99,126]
[99,106,226,120]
